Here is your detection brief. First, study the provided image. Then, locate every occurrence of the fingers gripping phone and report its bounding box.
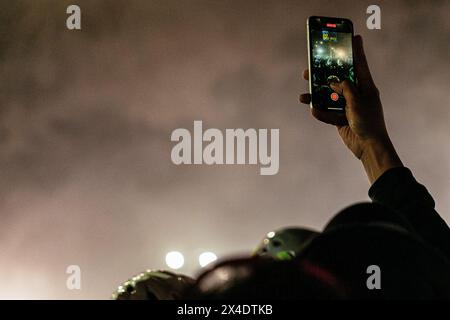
[307,16,355,112]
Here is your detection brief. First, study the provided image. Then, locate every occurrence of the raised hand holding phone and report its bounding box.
[301,22,403,184]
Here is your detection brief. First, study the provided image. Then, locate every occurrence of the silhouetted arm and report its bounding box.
[369,167,450,261]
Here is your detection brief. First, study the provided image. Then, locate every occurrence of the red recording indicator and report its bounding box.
[326,23,337,28]
[330,92,339,101]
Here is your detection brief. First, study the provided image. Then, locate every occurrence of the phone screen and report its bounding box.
[308,17,355,112]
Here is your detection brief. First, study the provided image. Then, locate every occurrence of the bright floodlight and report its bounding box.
[199,252,217,267]
[165,251,184,269]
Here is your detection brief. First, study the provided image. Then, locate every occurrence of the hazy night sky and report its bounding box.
[0,0,449,299]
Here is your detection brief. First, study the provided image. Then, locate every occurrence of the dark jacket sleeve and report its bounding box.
[369,167,450,261]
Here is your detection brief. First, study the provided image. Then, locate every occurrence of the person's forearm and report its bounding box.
[360,137,404,184]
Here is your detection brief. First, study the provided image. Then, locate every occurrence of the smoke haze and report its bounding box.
[0,0,449,299]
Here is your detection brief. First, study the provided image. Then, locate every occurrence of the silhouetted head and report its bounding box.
[186,256,348,299]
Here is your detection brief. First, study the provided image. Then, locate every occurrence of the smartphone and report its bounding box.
[307,16,355,112]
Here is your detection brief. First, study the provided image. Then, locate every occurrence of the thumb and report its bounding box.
[330,80,359,109]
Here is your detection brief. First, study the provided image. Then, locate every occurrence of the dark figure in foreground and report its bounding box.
[113,35,450,299]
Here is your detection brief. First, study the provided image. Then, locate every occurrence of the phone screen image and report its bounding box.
[308,17,355,111]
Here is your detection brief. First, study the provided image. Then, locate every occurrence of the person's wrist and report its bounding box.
[360,134,391,153]
[359,135,403,184]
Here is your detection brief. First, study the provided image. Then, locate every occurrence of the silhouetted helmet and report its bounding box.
[254,227,319,260]
[112,270,195,300]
